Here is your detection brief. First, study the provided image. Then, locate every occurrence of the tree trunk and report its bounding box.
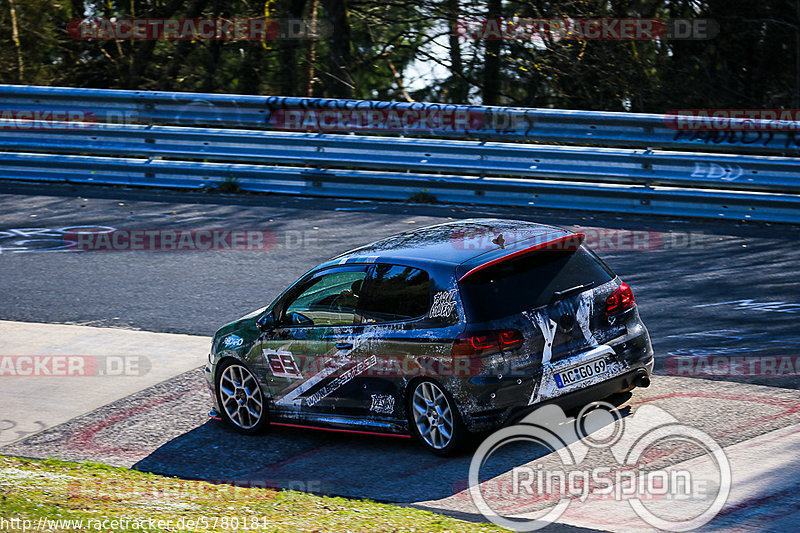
[157,0,211,91]
[276,0,308,96]
[8,0,24,82]
[304,0,319,96]
[321,0,353,98]
[445,0,467,102]
[482,0,502,105]
[127,0,185,89]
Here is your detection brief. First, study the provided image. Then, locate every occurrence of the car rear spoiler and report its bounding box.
[457,232,586,282]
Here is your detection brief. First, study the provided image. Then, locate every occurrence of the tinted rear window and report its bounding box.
[459,247,614,322]
[359,264,431,322]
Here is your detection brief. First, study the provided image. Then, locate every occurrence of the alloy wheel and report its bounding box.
[218,363,264,430]
[412,381,455,450]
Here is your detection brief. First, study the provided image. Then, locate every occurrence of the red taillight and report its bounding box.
[606,282,636,316]
[453,329,524,357]
[499,329,524,347]
[470,335,495,350]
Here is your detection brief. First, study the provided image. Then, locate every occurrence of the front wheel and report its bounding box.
[408,379,467,456]
[216,360,269,434]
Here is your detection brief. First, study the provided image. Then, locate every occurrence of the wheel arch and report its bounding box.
[214,355,243,380]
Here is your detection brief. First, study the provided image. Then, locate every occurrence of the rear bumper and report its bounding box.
[465,355,654,431]
[508,361,652,424]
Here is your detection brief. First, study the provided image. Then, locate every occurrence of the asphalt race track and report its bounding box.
[1,181,799,531]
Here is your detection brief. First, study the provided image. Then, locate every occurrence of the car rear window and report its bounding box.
[459,246,614,322]
[359,264,431,323]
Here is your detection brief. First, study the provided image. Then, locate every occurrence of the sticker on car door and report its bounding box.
[265,348,303,379]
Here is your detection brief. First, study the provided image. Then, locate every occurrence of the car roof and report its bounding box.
[318,218,575,272]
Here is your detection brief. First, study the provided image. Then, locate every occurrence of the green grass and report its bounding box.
[0,455,504,532]
[205,176,241,194]
[407,191,438,204]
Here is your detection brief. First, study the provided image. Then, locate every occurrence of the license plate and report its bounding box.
[554,358,609,388]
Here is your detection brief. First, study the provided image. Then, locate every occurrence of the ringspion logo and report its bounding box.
[469,402,731,531]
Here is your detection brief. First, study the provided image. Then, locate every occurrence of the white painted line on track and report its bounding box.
[0,320,209,445]
[413,378,800,531]
[552,422,800,532]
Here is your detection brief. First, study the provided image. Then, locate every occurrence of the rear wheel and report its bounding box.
[408,379,467,456]
[216,360,268,434]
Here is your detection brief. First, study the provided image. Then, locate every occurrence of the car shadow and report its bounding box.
[133,393,633,506]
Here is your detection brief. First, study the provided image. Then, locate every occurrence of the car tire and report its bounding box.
[407,379,467,456]
[215,359,269,435]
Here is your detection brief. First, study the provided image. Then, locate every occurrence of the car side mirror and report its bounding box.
[256,312,276,332]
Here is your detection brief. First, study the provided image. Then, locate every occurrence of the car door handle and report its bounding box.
[335,342,353,350]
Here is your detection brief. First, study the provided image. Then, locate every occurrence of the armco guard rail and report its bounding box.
[0,84,799,223]
[2,84,800,154]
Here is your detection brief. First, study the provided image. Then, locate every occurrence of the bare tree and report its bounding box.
[481,0,501,104]
[8,0,23,82]
[322,0,353,97]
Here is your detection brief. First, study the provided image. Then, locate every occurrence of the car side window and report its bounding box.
[359,264,431,323]
[282,268,368,326]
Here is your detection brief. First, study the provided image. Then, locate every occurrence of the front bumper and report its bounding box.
[204,363,220,413]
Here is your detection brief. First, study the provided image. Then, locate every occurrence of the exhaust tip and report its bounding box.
[635,371,651,388]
